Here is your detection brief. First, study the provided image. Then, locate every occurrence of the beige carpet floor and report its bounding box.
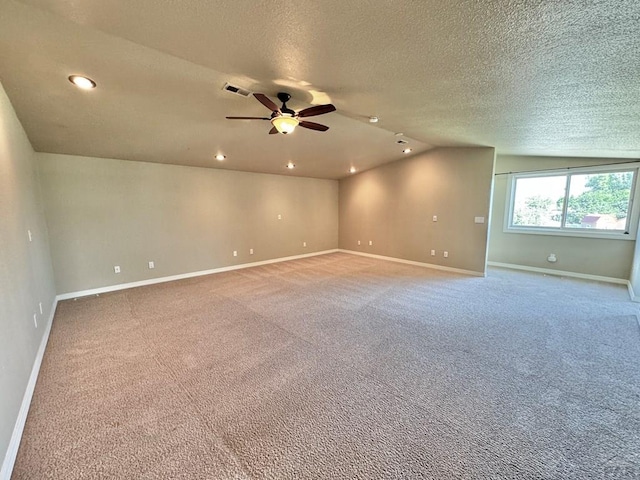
[12,252,640,479]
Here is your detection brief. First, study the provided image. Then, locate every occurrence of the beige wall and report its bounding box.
[630,221,640,299]
[339,147,496,274]
[0,83,56,469]
[38,153,339,294]
[489,155,635,279]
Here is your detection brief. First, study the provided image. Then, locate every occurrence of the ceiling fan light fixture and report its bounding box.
[227,92,333,134]
[286,162,295,169]
[215,154,226,161]
[271,115,299,134]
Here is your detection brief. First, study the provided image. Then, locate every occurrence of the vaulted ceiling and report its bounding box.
[1,0,638,179]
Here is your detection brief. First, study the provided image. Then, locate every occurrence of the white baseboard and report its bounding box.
[487,261,633,294]
[338,249,485,277]
[57,249,340,300]
[1,297,58,480]
[627,282,640,302]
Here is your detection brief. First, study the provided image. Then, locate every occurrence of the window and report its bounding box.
[505,165,639,239]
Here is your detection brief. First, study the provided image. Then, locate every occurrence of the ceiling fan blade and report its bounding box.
[253,93,280,112]
[226,116,271,120]
[297,104,336,118]
[299,121,329,132]
[268,126,279,134]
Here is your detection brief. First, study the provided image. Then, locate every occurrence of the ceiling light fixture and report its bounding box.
[369,116,379,123]
[272,115,299,134]
[350,166,357,174]
[286,162,296,169]
[68,75,96,90]
[403,148,412,154]
[215,154,226,161]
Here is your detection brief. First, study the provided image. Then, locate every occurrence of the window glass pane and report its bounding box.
[512,175,566,227]
[565,171,633,230]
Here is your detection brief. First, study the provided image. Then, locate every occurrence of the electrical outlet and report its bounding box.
[39,302,43,315]
[369,240,373,246]
[432,215,438,222]
[250,248,254,255]
[33,313,37,328]
[357,240,361,246]
[148,261,155,269]
[303,242,306,247]
[114,266,121,274]
[443,251,449,258]
[233,250,237,257]
[277,214,282,220]
[431,249,435,256]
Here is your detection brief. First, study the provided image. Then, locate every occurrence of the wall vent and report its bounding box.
[223,83,252,98]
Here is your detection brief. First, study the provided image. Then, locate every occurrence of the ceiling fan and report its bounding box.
[226,92,336,135]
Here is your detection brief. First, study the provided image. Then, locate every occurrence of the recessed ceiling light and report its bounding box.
[68,75,96,89]
[369,116,379,123]
[349,166,357,174]
[403,148,412,154]
[215,154,226,161]
[286,162,295,169]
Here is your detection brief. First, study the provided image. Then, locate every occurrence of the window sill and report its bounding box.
[503,227,635,241]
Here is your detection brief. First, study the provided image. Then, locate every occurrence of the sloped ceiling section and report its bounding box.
[0,0,638,179]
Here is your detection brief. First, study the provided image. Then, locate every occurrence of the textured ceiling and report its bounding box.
[0,0,638,179]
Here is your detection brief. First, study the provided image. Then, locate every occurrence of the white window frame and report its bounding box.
[504,163,640,240]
